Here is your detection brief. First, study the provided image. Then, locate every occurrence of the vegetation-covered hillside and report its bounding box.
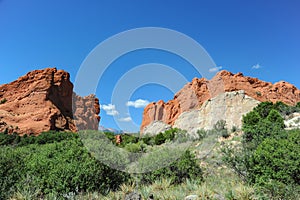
[0,101,299,199]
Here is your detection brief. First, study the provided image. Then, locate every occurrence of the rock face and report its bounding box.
[0,68,100,135]
[173,91,260,136]
[284,112,300,130]
[141,70,300,134]
[142,121,172,136]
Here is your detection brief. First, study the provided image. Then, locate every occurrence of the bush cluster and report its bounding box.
[104,128,187,147]
[140,150,203,185]
[222,101,300,199]
[0,131,78,147]
[0,137,130,199]
[0,130,203,199]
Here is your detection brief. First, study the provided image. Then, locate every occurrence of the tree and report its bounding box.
[242,111,261,142]
[266,109,285,129]
[249,130,300,185]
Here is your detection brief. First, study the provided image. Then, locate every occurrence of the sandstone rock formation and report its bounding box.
[141,70,300,134]
[0,68,100,135]
[173,91,260,136]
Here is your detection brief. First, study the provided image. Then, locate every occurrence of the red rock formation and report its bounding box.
[141,70,300,132]
[0,68,100,135]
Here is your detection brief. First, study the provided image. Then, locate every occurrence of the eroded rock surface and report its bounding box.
[141,70,300,134]
[0,68,100,135]
[173,91,260,136]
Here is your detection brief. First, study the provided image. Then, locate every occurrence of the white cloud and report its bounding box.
[118,117,132,122]
[209,66,223,73]
[126,99,150,108]
[100,104,119,116]
[252,64,261,69]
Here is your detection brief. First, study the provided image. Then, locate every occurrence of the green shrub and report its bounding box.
[273,101,292,116]
[249,130,300,185]
[252,101,300,118]
[0,147,25,199]
[153,128,179,145]
[0,131,78,147]
[125,141,147,153]
[0,138,130,198]
[21,139,126,196]
[0,98,7,104]
[162,128,176,141]
[140,150,203,185]
[221,129,230,138]
[242,108,284,148]
[213,120,227,131]
[258,180,300,200]
[119,134,139,147]
[253,102,274,118]
[141,136,155,146]
[212,120,230,138]
[0,130,205,198]
[223,102,300,198]
[197,129,207,140]
[0,132,20,146]
[154,132,166,145]
[231,126,238,133]
[103,131,116,142]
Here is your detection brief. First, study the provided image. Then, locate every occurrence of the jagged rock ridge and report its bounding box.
[141,70,300,134]
[0,68,100,135]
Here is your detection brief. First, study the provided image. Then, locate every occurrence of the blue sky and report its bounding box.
[1,0,300,132]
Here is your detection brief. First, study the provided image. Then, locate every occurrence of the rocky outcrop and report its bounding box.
[142,121,172,136]
[284,112,300,130]
[0,68,100,135]
[173,91,260,136]
[141,70,300,134]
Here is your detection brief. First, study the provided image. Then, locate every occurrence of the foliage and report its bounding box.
[154,132,166,145]
[0,131,77,146]
[0,98,7,104]
[124,141,147,153]
[196,129,207,140]
[213,119,226,131]
[140,150,203,185]
[97,128,191,148]
[0,147,24,199]
[253,101,274,118]
[0,129,205,199]
[231,125,238,133]
[103,131,116,142]
[0,136,130,199]
[249,130,300,185]
[152,128,180,145]
[162,128,177,141]
[253,101,300,118]
[223,101,300,199]
[213,120,230,138]
[140,136,155,146]
[257,180,300,200]
[255,91,262,96]
[119,134,139,147]
[242,108,284,149]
